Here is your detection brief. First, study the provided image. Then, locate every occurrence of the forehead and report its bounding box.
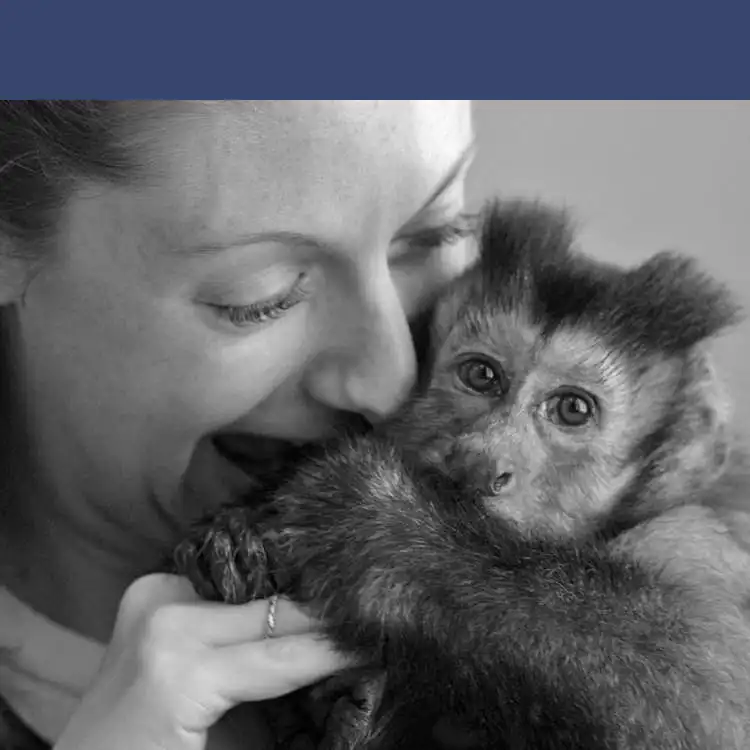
[536,326,627,386]
[132,100,473,247]
[436,292,624,387]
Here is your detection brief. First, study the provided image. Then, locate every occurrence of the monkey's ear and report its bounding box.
[639,348,732,512]
[623,252,742,352]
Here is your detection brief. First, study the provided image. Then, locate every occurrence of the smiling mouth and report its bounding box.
[213,434,305,476]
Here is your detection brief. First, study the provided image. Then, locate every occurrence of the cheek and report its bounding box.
[159,320,314,432]
[537,440,637,527]
[391,386,493,456]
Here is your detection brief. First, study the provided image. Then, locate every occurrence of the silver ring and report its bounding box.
[264,594,279,639]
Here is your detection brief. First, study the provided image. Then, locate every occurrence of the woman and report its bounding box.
[0,100,477,749]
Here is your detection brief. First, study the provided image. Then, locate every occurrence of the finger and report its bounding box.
[210,633,355,702]
[113,574,200,636]
[117,575,318,646]
[177,596,318,645]
[125,573,200,608]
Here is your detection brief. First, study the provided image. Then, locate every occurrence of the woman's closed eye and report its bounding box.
[392,214,477,266]
[202,215,476,332]
[208,271,312,329]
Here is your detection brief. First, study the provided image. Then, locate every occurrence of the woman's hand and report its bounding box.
[54,573,349,750]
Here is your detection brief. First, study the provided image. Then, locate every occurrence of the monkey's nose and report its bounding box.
[489,470,514,495]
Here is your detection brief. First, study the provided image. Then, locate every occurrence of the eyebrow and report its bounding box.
[182,140,477,256]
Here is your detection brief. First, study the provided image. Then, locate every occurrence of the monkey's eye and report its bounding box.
[545,389,598,428]
[456,356,508,396]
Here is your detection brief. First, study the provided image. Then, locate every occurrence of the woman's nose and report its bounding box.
[304,277,418,424]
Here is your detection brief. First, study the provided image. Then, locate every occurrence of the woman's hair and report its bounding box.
[0,101,140,255]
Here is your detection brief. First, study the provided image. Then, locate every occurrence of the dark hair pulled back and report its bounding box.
[0,100,138,253]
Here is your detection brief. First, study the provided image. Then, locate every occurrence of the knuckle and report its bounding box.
[139,602,193,653]
[116,574,195,630]
[117,576,159,619]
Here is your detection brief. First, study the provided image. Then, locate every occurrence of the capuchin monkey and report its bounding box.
[387,201,739,542]
[175,200,750,750]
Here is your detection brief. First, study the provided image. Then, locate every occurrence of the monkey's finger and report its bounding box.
[210,633,354,703]
[172,596,319,646]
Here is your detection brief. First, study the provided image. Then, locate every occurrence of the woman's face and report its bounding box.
[12,100,474,542]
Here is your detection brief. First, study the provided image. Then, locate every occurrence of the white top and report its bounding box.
[0,586,105,743]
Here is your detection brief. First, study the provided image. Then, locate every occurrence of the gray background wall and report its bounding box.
[467,101,750,429]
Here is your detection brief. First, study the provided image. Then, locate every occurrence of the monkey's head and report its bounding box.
[392,200,742,538]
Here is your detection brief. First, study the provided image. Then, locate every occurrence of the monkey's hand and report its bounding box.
[174,505,276,604]
[174,477,390,750]
[177,436,462,654]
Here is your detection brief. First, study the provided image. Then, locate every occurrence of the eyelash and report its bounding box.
[396,214,477,260]
[211,216,476,329]
[212,272,311,328]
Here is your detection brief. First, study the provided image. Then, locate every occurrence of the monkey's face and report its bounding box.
[385,200,740,538]
[392,290,684,539]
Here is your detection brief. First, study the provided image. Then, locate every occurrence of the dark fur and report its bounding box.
[175,200,750,749]
[176,438,750,750]
[472,199,737,356]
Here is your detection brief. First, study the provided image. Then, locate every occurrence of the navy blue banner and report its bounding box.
[0,1,746,98]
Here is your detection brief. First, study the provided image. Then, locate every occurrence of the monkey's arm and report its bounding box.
[177,436,750,750]
[609,502,750,603]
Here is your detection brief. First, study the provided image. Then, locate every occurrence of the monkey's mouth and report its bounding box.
[213,434,303,477]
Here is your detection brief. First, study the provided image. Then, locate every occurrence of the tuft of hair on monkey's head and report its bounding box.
[396,198,743,540]
[474,198,742,358]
